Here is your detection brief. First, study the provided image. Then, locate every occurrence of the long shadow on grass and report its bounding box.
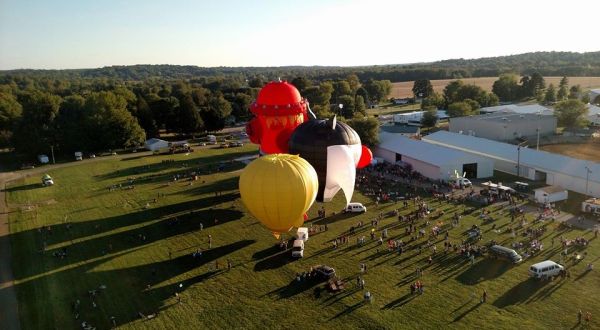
[2,182,43,192]
[100,151,255,180]
[492,278,550,308]
[43,208,244,269]
[9,193,240,280]
[451,302,482,323]
[455,259,511,285]
[382,292,418,309]
[6,239,255,329]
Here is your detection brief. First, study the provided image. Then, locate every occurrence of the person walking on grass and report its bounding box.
[578,310,583,324]
[481,289,487,303]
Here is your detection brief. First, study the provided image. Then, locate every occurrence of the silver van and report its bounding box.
[489,245,522,264]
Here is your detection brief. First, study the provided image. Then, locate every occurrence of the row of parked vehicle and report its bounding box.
[488,244,564,279]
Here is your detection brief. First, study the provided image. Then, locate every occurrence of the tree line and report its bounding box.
[2,51,600,83]
[0,74,390,156]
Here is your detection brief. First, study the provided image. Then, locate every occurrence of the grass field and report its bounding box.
[541,142,600,163]
[389,77,600,99]
[5,146,600,329]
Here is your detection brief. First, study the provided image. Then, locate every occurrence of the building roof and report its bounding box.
[452,112,552,124]
[145,138,167,145]
[378,132,488,167]
[480,104,552,115]
[381,125,420,134]
[535,186,567,194]
[423,131,600,183]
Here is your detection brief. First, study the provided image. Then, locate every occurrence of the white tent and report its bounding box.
[144,138,169,151]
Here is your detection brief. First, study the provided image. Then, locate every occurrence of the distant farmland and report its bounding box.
[389,76,600,99]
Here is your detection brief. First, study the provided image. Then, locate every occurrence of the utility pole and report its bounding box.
[516,141,528,179]
[585,166,592,196]
[50,145,56,164]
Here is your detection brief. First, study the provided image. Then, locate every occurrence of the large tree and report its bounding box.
[492,74,520,102]
[346,117,379,146]
[421,92,445,110]
[0,92,22,146]
[412,79,434,99]
[569,85,582,99]
[421,108,438,127]
[554,99,588,127]
[82,92,146,151]
[55,95,86,153]
[557,76,569,101]
[201,94,232,132]
[13,91,61,155]
[177,94,204,135]
[446,101,478,117]
[544,84,557,104]
[338,95,355,118]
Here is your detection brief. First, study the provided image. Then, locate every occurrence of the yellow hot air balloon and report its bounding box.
[239,154,318,239]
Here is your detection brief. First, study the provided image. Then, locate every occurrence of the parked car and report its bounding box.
[529,260,564,279]
[230,141,243,147]
[488,245,522,264]
[343,202,367,213]
[220,143,230,148]
[313,265,336,280]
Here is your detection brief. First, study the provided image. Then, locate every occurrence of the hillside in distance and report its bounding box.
[2,51,600,82]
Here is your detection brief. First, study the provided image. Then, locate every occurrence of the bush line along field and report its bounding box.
[6,146,600,329]
[389,77,600,99]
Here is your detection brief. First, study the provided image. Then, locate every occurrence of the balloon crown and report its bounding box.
[251,80,308,116]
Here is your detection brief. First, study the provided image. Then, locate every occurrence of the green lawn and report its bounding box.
[6,146,600,329]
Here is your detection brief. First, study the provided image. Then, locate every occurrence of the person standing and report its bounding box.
[481,289,487,303]
[208,234,212,249]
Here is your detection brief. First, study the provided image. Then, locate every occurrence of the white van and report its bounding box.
[74,151,83,161]
[38,155,49,164]
[529,260,564,279]
[296,227,309,241]
[291,239,305,258]
[344,202,367,213]
[453,178,472,187]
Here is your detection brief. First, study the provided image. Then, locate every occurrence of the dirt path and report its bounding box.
[0,171,20,330]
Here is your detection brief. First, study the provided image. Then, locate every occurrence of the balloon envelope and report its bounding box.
[288,118,361,204]
[357,145,373,168]
[239,154,318,238]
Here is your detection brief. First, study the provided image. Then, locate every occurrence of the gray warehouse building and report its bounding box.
[449,113,557,142]
[373,132,494,181]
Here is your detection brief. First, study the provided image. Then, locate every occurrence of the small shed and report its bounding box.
[534,186,568,204]
[144,138,169,151]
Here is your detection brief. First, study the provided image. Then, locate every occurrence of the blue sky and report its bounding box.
[0,0,598,70]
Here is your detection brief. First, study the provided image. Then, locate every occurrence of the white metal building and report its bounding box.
[449,113,557,142]
[373,132,493,181]
[393,110,449,126]
[144,138,169,151]
[586,104,600,126]
[480,104,553,115]
[423,131,600,197]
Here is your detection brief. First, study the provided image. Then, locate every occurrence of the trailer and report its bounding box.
[582,198,600,216]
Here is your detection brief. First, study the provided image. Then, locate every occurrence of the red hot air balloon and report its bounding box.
[245,80,310,154]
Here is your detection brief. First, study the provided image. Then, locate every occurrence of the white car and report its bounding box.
[343,202,367,213]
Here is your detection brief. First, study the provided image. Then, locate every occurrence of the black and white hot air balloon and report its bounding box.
[288,116,364,204]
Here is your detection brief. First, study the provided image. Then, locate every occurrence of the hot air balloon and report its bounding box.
[289,116,371,204]
[239,154,318,239]
[245,80,312,155]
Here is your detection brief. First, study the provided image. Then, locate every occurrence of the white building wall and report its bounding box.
[372,146,396,164]
[403,156,442,180]
[547,171,600,197]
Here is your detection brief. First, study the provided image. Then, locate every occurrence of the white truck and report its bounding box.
[582,198,600,216]
[291,240,305,258]
[74,151,83,161]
